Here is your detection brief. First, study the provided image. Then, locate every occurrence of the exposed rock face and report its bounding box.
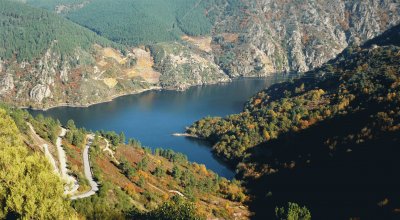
[0,45,155,108]
[0,74,14,95]
[211,0,400,76]
[30,84,51,103]
[0,0,399,109]
[150,42,230,90]
[55,1,90,14]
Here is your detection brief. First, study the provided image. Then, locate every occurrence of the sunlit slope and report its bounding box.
[0,0,118,62]
[26,0,218,45]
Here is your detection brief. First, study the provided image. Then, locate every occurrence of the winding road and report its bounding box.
[27,122,99,199]
[56,128,79,195]
[28,124,183,201]
[27,123,59,174]
[71,134,99,200]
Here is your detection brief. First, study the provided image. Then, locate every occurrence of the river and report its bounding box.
[29,76,284,179]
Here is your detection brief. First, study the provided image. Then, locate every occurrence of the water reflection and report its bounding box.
[29,76,284,179]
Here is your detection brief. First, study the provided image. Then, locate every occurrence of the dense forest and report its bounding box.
[46,0,218,45]
[19,0,250,46]
[0,0,118,61]
[188,24,400,219]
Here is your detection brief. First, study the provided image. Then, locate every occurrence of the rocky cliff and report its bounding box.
[0,1,228,109]
[211,0,400,76]
[1,0,399,109]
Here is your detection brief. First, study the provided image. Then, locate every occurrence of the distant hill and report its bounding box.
[0,0,230,109]
[1,0,399,111]
[0,0,118,62]
[0,0,162,109]
[25,0,219,45]
[20,0,400,76]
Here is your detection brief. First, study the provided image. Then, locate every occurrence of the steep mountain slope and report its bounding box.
[26,0,218,45]
[0,106,76,219]
[0,0,232,108]
[24,0,400,76]
[211,0,400,77]
[188,24,400,219]
[0,103,250,219]
[2,0,399,109]
[0,0,117,62]
[0,0,161,109]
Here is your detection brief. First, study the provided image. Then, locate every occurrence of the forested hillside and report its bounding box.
[1,0,399,109]
[188,24,400,219]
[29,0,219,45]
[0,0,117,61]
[0,0,233,109]
[0,0,162,109]
[0,106,76,219]
[21,0,87,11]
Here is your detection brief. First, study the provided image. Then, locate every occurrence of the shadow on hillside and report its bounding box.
[243,108,400,219]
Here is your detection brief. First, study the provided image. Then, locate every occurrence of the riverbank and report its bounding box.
[20,77,237,111]
[21,86,162,111]
[27,77,282,179]
[19,73,295,111]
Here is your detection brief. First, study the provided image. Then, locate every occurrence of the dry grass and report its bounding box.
[222,33,239,43]
[102,48,127,65]
[125,48,161,83]
[181,35,212,52]
[97,60,108,67]
[92,46,160,84]
[103,78,118,88]
[95,157,134,188]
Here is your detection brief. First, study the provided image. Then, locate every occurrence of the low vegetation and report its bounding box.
[0,104,250,219]
[75,129,249,219]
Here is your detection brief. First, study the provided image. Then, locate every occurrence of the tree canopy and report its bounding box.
[0,0,118,61]
[24,0,220,46]
[0,108,76,219]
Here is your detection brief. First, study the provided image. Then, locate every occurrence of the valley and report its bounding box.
[0,103,250,219]
[1,0,399,109]
[29,77,285,179]
[0,0,399,219]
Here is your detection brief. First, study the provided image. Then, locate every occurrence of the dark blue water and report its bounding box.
[29,76,283,179]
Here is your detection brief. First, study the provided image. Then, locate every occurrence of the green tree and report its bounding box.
[154,166,165,178]
[119,131,126,144]
[0,109,76,219]
[67,119,76,130]
[137,156,149,171]
[138,196,205,220]
[275,202,311,220]
[172,165,182,180]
